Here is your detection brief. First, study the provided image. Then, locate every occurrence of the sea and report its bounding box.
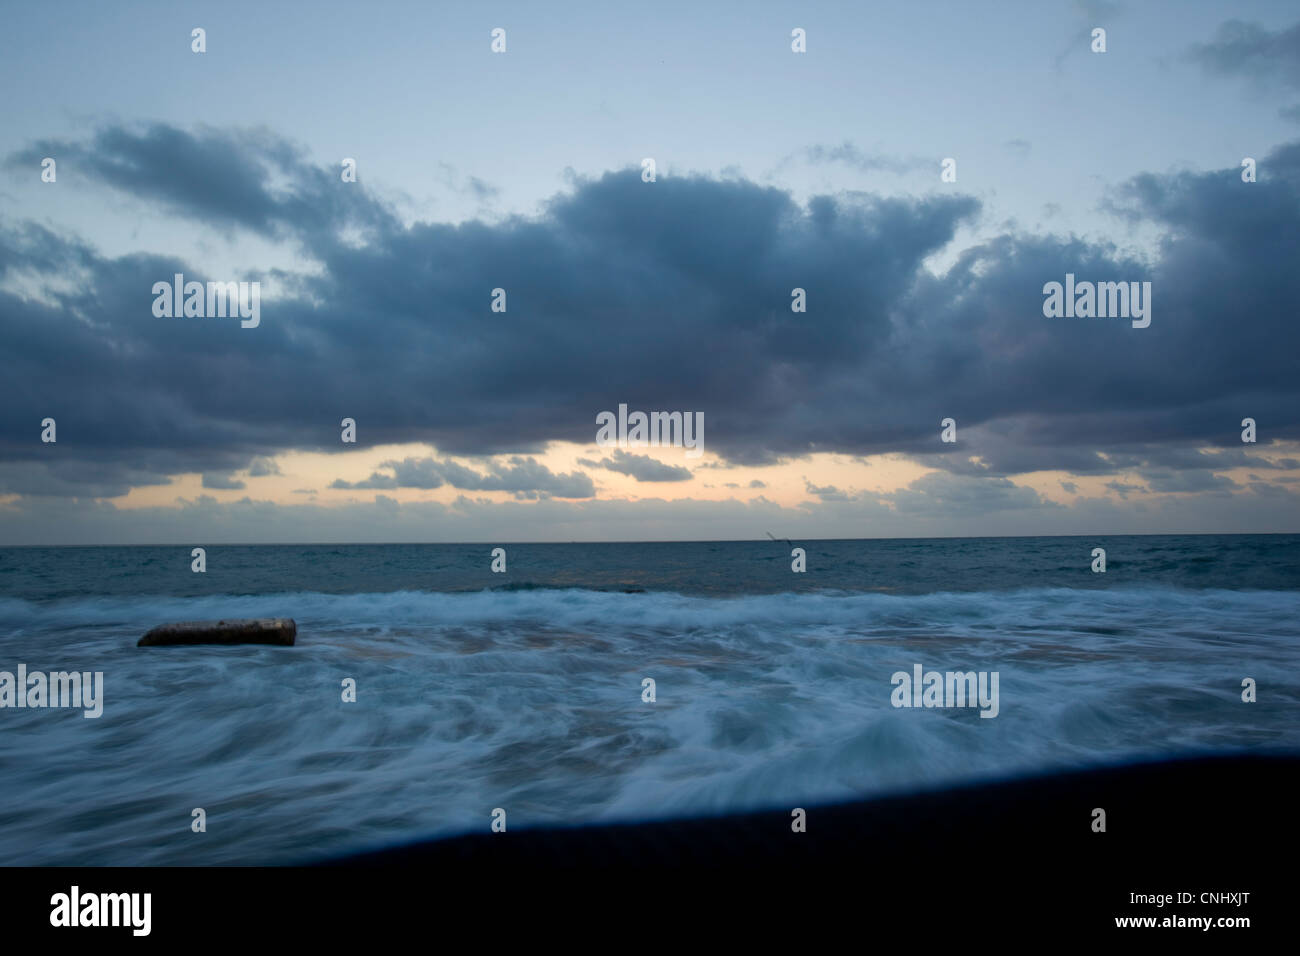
[0,534,1296,865]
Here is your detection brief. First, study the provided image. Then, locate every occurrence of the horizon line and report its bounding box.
[1,530,1296,549]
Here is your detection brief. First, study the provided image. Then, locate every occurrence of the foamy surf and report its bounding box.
[0,584,1295,865]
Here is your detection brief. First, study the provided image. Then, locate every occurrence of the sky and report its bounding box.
[1,0,1298,544]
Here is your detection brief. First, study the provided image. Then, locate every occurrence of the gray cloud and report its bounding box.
[804,480,851,503]
[202,472,247,490]
[1,123,1299,504]
[792,142,926,175]
[1142,470,1237,494]
[7,123,396,240]
[5,471,1293,547]
[887,472,1055,517]
[331,456,594,498]
[0,460,172,499]
[581,450,693,482]
[330,472,398,490]
[1105,480,1146,499]
[1190,19,1300,90]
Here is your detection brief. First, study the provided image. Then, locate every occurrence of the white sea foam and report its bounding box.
[0,586,1295,865]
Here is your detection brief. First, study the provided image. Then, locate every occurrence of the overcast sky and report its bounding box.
[1,0,1298,544]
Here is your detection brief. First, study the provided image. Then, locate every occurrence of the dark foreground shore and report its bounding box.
[5,753,1286,942]
[330,751,1292,873]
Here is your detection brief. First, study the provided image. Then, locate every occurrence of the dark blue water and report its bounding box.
[0,535,1296,865]
[2,534,1297,600]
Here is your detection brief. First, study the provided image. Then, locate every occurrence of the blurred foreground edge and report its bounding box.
[6,753,1291,941]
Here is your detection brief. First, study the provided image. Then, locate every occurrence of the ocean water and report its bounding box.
[0,535,1296,865]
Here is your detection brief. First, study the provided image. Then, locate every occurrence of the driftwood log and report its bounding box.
[138,618,296,647]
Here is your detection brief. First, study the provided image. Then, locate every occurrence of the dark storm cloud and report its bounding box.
[1,122,1298,497]
[0,460,172,498]
[908,425,1298,481]
[578,450,693,482]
